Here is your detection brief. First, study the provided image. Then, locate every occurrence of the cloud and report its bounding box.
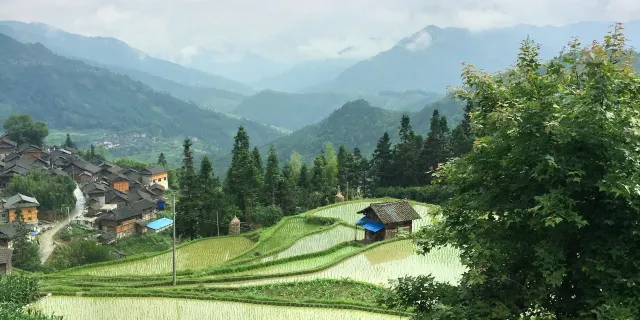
[0,0,638,63]
[404,30,433,52]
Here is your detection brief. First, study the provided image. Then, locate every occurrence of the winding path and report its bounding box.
[39,184,86,262]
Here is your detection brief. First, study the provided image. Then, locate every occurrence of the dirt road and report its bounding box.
[39,185,85,263]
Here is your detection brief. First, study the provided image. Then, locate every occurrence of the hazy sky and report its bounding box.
[0,0,638,63]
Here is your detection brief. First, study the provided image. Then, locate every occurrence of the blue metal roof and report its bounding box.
[355,217,385,232]
[146,218,173,230]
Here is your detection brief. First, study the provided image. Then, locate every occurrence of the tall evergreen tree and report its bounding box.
[176,137,199,239]
[297,162,311,210]
[337,145,349,193]
[158,152,168,167]
[370,132,393,189]
[351,147,369,197]
[64,133,76,149]
[90,144,95,159]
[252,147,264,178]
[277,162,297,215]
[391,115,423,187]
[451,101,474,157]
[288,151,303,179]
[421,110,452,184]
[196,156,224,237]
[225,127,260,223]
[263,145,281,205]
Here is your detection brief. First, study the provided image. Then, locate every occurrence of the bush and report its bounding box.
[304,215,338,226]
[50,239,112,270]
[0,275,39,305]
[254,205,283,227]
[373,185,452,204]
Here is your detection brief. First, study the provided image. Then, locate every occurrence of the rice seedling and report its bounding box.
[72,237,254,276]
[211,240,465,288]
[34,296,406,320]
[261,225,364,262]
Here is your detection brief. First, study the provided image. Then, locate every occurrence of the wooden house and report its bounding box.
[17,144,43,159]
[0,223,17,248]
[0,165,31,189]
[0,248,12,275]
[0,136,17,160]
[140,165,168,189]
[356,200,421,242]
[129,199,157,220]
[63,159,101,182]
[99,206,142,238]
[0,193,40,225]
[105,173,130,193]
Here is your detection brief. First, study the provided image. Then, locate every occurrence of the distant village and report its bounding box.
[0,134,173,274]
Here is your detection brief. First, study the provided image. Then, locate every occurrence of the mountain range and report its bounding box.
[0,33,282,156]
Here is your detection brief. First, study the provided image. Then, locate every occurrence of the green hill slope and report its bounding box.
[0,33,282,155]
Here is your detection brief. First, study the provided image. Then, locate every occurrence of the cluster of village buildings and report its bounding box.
[0,135,174,274]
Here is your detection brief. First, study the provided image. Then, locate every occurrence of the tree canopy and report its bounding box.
[387,25,640,319]
[2,114,48,146]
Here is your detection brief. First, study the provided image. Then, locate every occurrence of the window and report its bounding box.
[163,177,167,181]
[1,213,5,218]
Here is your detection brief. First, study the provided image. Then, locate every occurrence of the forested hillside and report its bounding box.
[0,33,282,152]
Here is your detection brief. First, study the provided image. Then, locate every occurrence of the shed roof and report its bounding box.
[100,205,140,222]
[356,217,385,232]
[97,232,116,242]
[147,218,173,230]
[357,200,421,224]
[0,248,12,264]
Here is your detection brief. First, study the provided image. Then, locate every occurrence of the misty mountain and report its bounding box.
[231,90,443,131]
[93,64,246,113]
[0,33,282,152]
[253,59,357,92]
[183,50,289,84]
[0,20,254,95]
[318,20,640,94]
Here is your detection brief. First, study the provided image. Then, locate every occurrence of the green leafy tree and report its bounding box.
[391,115,423,187]
[225,126,261,223]
[337,145,349,192]
[450,101,474,157]
[2,114,48,146]
[288,151,303,179]
[0,275,62,320]
[176,137,199,239]
[263,145,281,205]
[50,239,112,270]
[391,26,640,319]
[196,156,226,237]
[277,161,297,215]
[11,209,41,272]
[7,169,76,213]
[323,142,338,192]
[254,205,284,227]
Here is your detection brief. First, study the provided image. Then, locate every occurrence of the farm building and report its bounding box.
[0,248,12,275]
[356,200,421,242]
[146,218,173,233]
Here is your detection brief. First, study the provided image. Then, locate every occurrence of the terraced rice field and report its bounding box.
[71,237,254,276]
[211,240,465,287]
[235,217,326,260]
[34,296,406,320]
[262,225,365,262]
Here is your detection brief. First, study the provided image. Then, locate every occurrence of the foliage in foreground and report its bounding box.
[391,25,640,319]
[0,275,62,320]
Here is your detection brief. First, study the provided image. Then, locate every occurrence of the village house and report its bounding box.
[140,165,168,189]
[83,181,107,206]
[148,183,166,198]
[0,193,40,226]
[97,231,117,244]
[0,165,31,189]
[17,144,45,159]
[0,223,17,248]
[129,199,157,220]
[104,188,129,206]
[104,173,130,193]
[0,248,12,275]
[0,136,17,160]
[356,200,421,242]
[63,159,100,182]
[99,205,143,238]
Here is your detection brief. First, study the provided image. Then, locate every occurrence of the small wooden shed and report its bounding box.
[356,200,421,242]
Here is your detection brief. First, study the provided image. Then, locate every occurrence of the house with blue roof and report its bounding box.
[146,218,173,233]
[356,200,421,242]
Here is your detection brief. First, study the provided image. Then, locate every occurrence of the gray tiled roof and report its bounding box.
[358,200,421,224]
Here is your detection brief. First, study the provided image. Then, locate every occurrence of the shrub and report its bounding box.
[303,215,338,226]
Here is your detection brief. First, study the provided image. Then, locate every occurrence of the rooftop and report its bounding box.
[147,218,173,230]
[357,200,421,224]
[3,193,40,209]
[141,165,167,175]
[100,205,140,222]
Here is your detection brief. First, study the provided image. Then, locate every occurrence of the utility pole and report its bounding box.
[172,193,177,286]
[346,181,349,201]
[216,211,220,237]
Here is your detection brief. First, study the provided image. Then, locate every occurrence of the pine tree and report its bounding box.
[158,152,168,167]
[391,115,423,187]
[64,133,76,149]
[196,156,224,237]
[370,132,393,188]
[337,145,349,193]
[90,144,95,159]
[176,137,199,239]
[288,151,303,180]
[451,101,474,157]
[225,127,260,223]
[277,162,297,215]
[252,147,264,179]
[421,110,452,183]
[297,162,311,210]
[263,145,281,205]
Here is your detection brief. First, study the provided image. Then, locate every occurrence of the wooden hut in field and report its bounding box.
[355,200,421,242]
